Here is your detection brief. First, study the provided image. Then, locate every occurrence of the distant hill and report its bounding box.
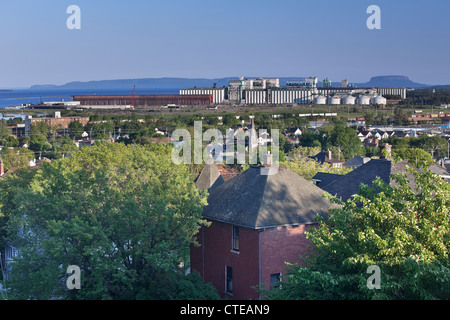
[29,75,440,91]
[30,77,307,90]
[352,75,429,89]
[29,84,59,90]
[31,78,240,90]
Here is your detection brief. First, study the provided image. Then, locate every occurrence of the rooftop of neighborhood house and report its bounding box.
[202,165,333,229]
[343,156,371,169]
[195,161,225,191]
[313,158,417,201]
[310,150,345,164]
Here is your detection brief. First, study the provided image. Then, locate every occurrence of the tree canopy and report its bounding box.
[265,168,450,300]
[4,143,218,300]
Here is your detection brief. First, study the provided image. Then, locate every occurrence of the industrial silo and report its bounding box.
[371,95,387,105]
[356,95,370,105]
[314,95,327,104]
[341,95,356,105]
[327,96,341,105]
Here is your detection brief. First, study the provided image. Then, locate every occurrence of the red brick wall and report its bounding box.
[190,221,318,300]
[190,220,260,300]
[31,117,89,129]
[260,224,317,290]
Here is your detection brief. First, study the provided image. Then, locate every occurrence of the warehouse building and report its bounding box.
[25,112,89,136]
[376,87,407,100]
[245,89,267,105]
[72,94,213,107]
[270,87,314,104]
[179,87,225,104]
[177,76,407,106]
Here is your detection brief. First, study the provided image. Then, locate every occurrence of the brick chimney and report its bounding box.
[263,152,273,166]
[380,143,392,159]
[326,149,332,159]
[0,160,4,176]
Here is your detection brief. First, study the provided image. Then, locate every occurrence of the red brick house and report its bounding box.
[190,165,333,300]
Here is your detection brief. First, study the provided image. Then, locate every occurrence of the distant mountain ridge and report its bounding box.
[353,75,429,89]
[29,75,438,91]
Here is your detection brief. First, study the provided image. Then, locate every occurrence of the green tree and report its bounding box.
[223,114,239,127]
[0,168,39,260]
[29,121,51,136]
[4,136,19,148]
[68,121,85,140]
[282,146,351,181]
[5,143,214,300]
[29,134,51,153]
[0,148,35,170]
[392,147,433,168]
[265,169,450,300]
[416,135,447,160]
[0,125,11,145]
[299,130,322,148]
[329,125,364,160]
[393,107,410,126]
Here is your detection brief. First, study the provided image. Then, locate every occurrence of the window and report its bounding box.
[226,266,233,293]
[232,226,239,251]
[270,273,282,290]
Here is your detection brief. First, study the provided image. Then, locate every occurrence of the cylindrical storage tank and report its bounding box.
[341,95,356,105]
[327,96,341,105]
[357,95,371,105]
[314,95,327,104]
[371,95,387,105]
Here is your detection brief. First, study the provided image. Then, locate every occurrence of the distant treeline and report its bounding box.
[400,88,450,106]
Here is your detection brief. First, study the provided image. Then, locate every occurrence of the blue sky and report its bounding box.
[0,0,449,88]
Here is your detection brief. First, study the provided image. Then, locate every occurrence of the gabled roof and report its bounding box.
[310,151,344,165]
[427,163,450,183]
[344,156,371,169]
[202,166,332,229]
[195,162,225,191]
[317,159,415,201]
[312,172,343,187]
[287,127,302,134]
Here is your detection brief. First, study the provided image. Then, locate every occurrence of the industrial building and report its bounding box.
[72,94,213,107]
[226,77,281,104]
[180,77,316,105]
[270,87,314,104]
[179,87,225,104]
[69,77,406,109]
[25,112,90,136]
[377,87,407,99]
[179,76,405,106]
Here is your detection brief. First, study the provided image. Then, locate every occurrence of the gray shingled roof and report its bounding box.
[317,159,415,201]
[202,166,333,229]
[310,151,344,165]
[344,156,371,169]
[195,163,225,191]
[312,172,343,188]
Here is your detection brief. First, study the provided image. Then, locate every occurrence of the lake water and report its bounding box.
[0,88,180,109]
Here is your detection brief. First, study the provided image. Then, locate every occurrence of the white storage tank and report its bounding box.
[327,96,341,105]
[357,95,371,105]
[341,95,356,105]
[371,95,387,105]
[314,95,327,104]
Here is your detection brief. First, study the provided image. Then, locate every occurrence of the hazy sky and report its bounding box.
[0,0,449,88]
